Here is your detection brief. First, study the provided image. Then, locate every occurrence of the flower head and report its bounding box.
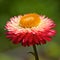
[5,13,56,46]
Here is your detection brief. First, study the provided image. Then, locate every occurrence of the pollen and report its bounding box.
[20,13,40,28]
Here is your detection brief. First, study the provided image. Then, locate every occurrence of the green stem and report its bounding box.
[33,45,39,60]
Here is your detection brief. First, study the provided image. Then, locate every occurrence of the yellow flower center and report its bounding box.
[20,13,40,28]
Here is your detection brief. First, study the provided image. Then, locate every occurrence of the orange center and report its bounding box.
[20,13,40,28]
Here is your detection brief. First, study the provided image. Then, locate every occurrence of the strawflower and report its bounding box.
[5,13,56,60]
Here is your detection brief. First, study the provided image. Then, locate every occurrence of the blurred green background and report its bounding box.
[0,0,60,60]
